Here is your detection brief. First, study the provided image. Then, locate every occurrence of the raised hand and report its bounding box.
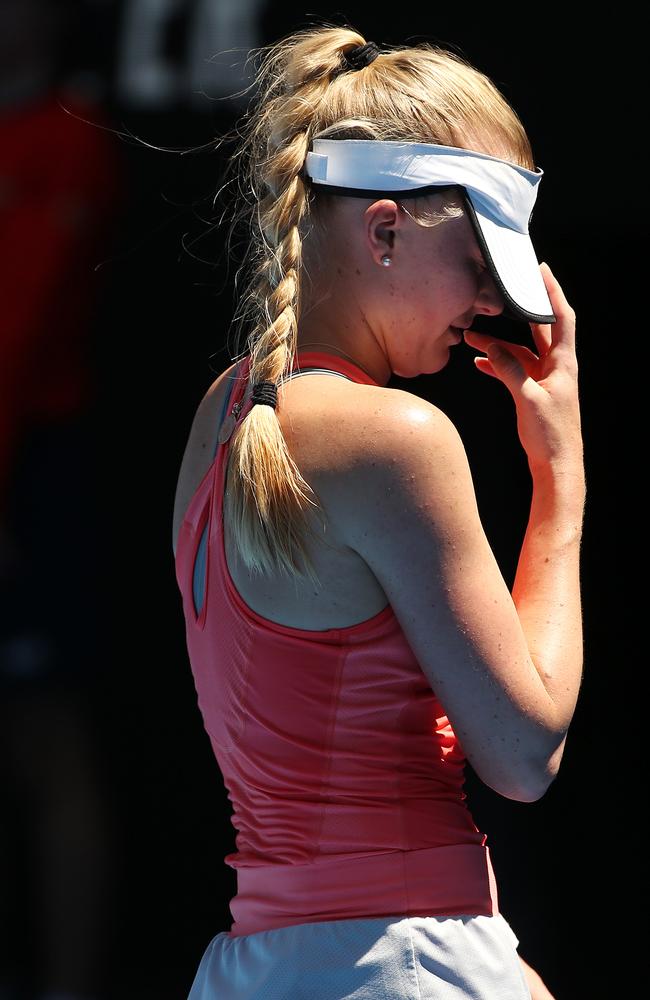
[463,262,583,476]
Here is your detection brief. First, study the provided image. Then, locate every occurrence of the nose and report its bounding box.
[475,271,505,317]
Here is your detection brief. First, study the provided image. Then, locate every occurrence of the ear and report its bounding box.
[364,199,402,267]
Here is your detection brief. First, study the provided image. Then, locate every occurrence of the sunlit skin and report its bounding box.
[298,196,557,1000]
[297,195,505,385]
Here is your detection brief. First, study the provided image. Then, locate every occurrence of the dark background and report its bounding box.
[0,2,639,998]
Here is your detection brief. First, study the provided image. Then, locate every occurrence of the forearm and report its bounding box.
[511,462,586,739]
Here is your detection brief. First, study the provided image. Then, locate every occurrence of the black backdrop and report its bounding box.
[4,3,640,997]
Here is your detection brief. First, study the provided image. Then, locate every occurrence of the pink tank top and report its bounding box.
[174,351,500,937]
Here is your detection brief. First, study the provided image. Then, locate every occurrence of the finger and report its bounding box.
[465,323,548,364]
[463,331,540,370]
[463,330,512,351]
[484,341,531,395]
[473,357,500,379]
[538,262,576,354]
[529,319,552,359]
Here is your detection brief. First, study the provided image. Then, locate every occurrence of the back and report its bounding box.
[173,351,503,937]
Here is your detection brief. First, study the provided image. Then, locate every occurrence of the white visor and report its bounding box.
[304,139,555,324]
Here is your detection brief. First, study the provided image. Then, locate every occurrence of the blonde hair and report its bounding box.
[221,23,536,587]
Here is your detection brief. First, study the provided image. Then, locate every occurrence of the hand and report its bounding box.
[463,262,583,476]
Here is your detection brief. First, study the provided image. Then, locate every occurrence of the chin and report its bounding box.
[426,350,454,375]
[426,342,454,371]
[391,337,454,378]
[394,357,449,378]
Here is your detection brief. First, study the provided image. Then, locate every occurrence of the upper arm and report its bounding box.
[338,392,560,802]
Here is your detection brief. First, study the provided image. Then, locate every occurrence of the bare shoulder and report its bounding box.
[304,383,464,538]
[282,378,464,560]
[324,382,482,578]
[282,379,447,475]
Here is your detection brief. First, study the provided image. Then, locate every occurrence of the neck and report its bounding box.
[296,322,392,387]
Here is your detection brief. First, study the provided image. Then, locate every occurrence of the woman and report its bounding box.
[172,24,584,1000]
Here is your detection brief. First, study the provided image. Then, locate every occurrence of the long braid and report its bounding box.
[223,57,353,584]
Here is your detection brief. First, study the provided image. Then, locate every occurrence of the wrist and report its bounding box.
[527,465,586,544]
[529,455,585,492]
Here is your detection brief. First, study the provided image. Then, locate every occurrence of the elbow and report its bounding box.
[482,748,566,804]
[510,773,556,803]
[494,777,550,804]
[509,739,567,803]
[532,737,568,799]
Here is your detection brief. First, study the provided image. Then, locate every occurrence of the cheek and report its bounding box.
[440,269,479,310]
[400,262,439,308]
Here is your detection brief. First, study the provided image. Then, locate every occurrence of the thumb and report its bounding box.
[485,342,525,391]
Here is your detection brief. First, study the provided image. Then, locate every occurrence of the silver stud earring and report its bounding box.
[381,255,392,267]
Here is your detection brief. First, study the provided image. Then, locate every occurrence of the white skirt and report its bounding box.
[187,912,531,999]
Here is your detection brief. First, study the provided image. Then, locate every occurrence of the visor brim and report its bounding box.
[460,192,556,324]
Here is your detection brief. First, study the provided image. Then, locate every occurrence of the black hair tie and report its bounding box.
[343,42,380,71]
[251,380,278,410]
